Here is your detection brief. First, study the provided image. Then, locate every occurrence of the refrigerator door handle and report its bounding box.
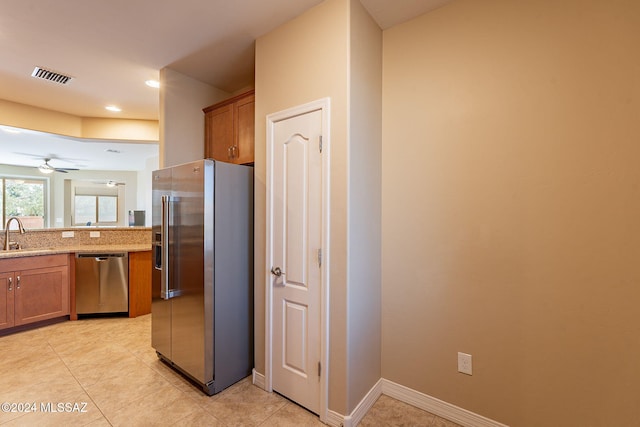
[98,259,103,307]
[161,194,172,300]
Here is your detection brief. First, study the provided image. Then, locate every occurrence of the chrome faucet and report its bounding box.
[4,217,27,250]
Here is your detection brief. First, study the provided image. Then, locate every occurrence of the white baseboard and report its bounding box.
[252,369,266,390]
[251,372,507,427]
[381,379,509,427]
[325,410,345,427]
[342,378,383,427]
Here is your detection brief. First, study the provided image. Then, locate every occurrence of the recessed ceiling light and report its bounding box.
[145,80,160,88]
[105,105,121,112]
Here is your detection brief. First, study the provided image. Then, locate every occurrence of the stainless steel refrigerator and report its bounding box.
[151,159,253,395]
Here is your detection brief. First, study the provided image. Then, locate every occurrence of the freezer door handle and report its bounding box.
[160,195,172,300]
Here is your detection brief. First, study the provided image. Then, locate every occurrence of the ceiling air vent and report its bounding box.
[31,66,73,85]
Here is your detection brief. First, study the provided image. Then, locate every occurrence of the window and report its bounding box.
[74,195,118,225]
[98,196,117,222]
[0,177,47,229]
[71,181,123,226]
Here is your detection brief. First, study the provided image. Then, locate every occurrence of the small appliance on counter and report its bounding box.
[128,210,146,226]
[151,159,253,395]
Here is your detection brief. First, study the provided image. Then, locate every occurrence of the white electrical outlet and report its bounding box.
[90,231,100,238]
[61,231,74,238]
[458,352,473,375]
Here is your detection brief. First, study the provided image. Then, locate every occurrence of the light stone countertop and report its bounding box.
[0,227,151,259]
[0,244,152,259]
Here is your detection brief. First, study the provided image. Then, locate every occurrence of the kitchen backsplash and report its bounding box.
[0,227,151,249]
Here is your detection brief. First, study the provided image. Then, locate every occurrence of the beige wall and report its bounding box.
[159,68,229,168]
[381,0,640,426]
[81,117,158,141]
[0,99,82,136]
[138,155,159,226]
[255,0,382,415]
[255,0,351,414]
[0,99,158,141]
[346,0,382,412]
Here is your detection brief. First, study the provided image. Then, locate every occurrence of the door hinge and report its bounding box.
[317,248,322,267]
[318,361,321,377]
[319,135,323,153]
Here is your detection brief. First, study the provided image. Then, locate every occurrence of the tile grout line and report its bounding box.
[44,338,114,426]
[5,317,437,426]
[255,400,290,426]
[119,329,230,426]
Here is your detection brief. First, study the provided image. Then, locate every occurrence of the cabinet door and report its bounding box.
[0,273,15,330]
[14,266,69,326]
[234,93,255,165]
[129,251,152,318]
[205,104,234,161]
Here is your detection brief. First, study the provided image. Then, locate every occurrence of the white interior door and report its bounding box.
[270,108,323,414]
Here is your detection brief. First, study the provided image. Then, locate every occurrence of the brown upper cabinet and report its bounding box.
[203,89,255,165]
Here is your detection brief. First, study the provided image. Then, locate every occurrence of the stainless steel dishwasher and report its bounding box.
[75,253,129,315]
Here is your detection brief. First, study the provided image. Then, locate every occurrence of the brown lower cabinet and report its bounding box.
[0,254,69,331]
[128,250,152,317]
[0,250,152,332]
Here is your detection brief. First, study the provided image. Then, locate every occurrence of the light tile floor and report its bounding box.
[0,315,460,426]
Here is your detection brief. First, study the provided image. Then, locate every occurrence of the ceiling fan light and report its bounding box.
[39,164,54,174]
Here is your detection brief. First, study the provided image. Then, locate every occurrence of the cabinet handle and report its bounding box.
[16,275,20,289]
[7,277,12,291]
[227,146,233,159]
[233,146,238,159]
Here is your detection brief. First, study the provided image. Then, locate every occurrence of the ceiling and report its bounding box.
[0,0,452,171]
[0,125,159,171]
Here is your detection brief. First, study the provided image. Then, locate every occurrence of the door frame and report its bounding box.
[265,97,331,422]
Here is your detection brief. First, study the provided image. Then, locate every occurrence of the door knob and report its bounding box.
[270,266,284,277]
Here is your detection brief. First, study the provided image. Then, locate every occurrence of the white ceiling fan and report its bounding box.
[37,158,80,174]
[87,179,126,187]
